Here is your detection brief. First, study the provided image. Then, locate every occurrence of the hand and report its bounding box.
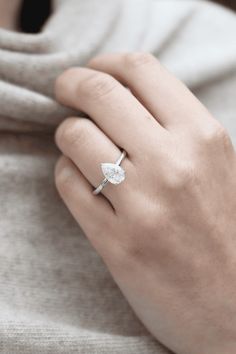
[54,52,236,354]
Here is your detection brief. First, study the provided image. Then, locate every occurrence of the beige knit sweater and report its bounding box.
[0,0,235,353]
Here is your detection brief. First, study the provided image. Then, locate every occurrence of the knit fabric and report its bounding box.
[0,0,235,353]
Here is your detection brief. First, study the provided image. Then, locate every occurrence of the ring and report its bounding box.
[93,150,126,195]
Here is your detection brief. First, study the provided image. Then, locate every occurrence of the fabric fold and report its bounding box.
[0,1,235,353]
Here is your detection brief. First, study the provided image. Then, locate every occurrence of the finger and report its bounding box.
[55,155,116,251]
[88,52,213,132]
[55,67,166,155]
[55,117,134,209]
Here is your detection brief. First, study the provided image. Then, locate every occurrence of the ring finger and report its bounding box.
[55,117,134,209]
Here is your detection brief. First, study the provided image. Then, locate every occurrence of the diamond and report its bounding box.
[101,163,125,185]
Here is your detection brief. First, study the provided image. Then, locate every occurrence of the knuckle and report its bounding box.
[57,118,90,149]
[132,204,166,235]
[201,122,232,149]
[123,52,157,68]
[57,67,78,83]
[166,162,198,190]
[55,170,70,194]
[79,72,118,100]
[55,157,74,193]
[55,67,78,98]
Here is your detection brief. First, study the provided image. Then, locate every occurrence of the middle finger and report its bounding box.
[55,67,166,155]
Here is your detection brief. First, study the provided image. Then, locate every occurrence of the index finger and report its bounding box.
[88,52,215,132]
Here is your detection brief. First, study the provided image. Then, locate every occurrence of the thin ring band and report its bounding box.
[93,150,126,195]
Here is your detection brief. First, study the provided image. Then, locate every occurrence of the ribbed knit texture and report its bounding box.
[0,0,235,353]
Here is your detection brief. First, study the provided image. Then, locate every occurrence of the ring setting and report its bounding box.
[93,150,126,195]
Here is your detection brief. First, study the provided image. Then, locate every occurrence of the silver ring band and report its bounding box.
[93,150,126,195]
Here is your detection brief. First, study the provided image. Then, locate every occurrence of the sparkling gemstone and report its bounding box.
[101,163,125,185]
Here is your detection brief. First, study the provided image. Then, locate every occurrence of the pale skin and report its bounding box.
[1,2,236,353]
[54,53,236,354]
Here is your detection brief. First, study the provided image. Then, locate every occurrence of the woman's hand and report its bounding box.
[54,52,236,354]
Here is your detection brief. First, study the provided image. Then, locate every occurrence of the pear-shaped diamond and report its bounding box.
[101,163,125,185]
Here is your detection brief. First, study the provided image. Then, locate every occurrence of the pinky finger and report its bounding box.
[55,155,116,250]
